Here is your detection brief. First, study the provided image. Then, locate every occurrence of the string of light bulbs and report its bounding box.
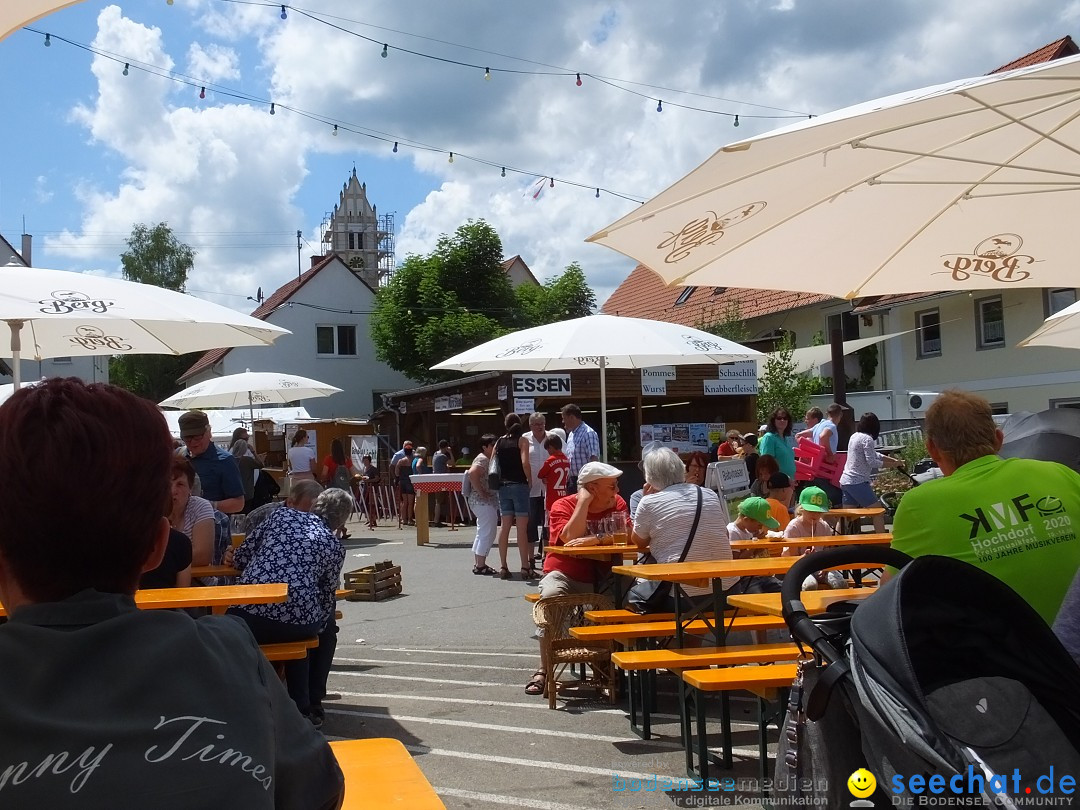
[25,25,648,204]
[215,0,814,122]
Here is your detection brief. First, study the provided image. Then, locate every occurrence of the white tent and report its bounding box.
[160,407,312,442]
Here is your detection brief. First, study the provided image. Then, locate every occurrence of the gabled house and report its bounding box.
[179,253,416,417]
[601,37,1080,419]
[0,231,107,385]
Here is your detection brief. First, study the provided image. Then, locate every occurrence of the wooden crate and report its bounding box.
[344,561,402,602]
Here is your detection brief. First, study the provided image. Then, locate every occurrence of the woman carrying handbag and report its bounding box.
[628,447,736,614]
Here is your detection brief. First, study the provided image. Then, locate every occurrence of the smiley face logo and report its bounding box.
[848,769,876,798]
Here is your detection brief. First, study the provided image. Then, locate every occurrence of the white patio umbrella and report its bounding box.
[0,266,290,386]
[1,0,83,41]
[587,53,1080,300]
[159,370,342,428]
[1019,298,1080,350]
[431,314,762,461]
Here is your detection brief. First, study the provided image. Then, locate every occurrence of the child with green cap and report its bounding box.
[727,496,781,558]
[783,486,846,589]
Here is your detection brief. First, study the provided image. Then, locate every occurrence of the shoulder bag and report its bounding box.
[625,487,703,614]
[487,437,505,491]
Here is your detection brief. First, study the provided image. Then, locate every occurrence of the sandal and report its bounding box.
[500,567,512,580]
[520,567,539,581]
[524,672,546,695]
[472,565,496,575]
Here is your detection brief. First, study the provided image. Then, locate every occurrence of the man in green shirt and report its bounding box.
[891,389,1080,625]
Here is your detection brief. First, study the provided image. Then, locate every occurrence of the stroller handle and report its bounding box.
[781,546,913,664]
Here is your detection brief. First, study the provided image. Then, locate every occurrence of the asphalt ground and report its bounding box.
[323,514,786,810]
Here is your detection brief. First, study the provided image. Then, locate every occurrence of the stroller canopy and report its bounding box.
[999,408,1080,473]
[848,555,1080,792]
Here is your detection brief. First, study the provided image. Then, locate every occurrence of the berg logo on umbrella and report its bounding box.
[657,202,767,264]
[66,326,132,352]
[38,290,117,315]
[495,339,544,358]
[938,233,1035,284]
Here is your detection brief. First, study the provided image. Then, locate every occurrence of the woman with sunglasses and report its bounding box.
[756,407,796,480]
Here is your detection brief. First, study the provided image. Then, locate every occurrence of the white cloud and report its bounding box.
[186,42,240,84]
[40,0,1079,313]
[34,176,53,205]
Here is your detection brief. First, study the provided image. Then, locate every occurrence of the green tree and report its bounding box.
[371,221,514,383]
[698,301,751,343]
[108,223,201,401]
[371,221,598,383]
[755,333,821,424]
[516,262,596,326]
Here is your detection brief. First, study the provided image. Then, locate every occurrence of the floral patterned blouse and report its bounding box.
[234,506,345,627]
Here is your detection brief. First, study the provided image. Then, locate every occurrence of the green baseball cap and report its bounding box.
[738,496,780,530]
[798,486,830,513]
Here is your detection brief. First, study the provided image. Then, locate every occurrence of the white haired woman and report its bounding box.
[630,448,736,613]
[227,485,349,727]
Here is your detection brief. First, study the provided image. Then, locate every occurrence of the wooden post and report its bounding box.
[831,328,856,450]
[414,492,429,545]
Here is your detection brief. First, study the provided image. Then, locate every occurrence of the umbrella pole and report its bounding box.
[248,391,255,434]
[8,320,23,388]
[600,356,608,463]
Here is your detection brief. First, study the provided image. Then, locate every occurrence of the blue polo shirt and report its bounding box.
[188,444,244,502]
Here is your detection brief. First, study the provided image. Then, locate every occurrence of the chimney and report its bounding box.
[20,234,31,266]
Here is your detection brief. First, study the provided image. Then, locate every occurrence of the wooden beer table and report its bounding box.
[726,587,875,617]
[0,583,287,618]
[410,473,466,545]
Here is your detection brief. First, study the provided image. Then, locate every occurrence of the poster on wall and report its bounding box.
[350,435,378,467]
[640,425,654,444]
[656,425,672,443]
[689,423,709,451]
[498,385,508,401]
[672,424,689,445]
[514,397,535,414]
[707,423,726,448]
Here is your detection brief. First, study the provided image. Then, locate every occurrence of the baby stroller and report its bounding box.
[774,547,1080,808]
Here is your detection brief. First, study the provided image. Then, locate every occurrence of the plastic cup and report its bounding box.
[230,515,247,548]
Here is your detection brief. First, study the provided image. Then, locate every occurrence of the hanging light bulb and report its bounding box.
[576,73,582,87]
[549,177,554,188]
[199,86,205,99]
[500,167,506,178]
[381,44,388,58]
[733,114,740,127]
[332,124,338,136]
[279,4,287,19]
[269,102,276,115]
[484,67,491,81]
[43,33,51,46]
[595,188,601,198]
[656,99,663,113]
[392,142,398,153]
[123,63,129,76]
[448,152,454,164]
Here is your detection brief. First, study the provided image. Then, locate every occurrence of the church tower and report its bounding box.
[319,169,395,288]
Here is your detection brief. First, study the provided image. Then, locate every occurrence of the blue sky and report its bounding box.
[2,0,1077,310]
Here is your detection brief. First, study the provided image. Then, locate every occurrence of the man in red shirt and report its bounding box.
[525,461,629,696]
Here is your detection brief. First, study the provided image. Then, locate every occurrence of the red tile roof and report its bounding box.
[600,264,835,327]
[990,36,1077,73]
[179,254,366,382]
